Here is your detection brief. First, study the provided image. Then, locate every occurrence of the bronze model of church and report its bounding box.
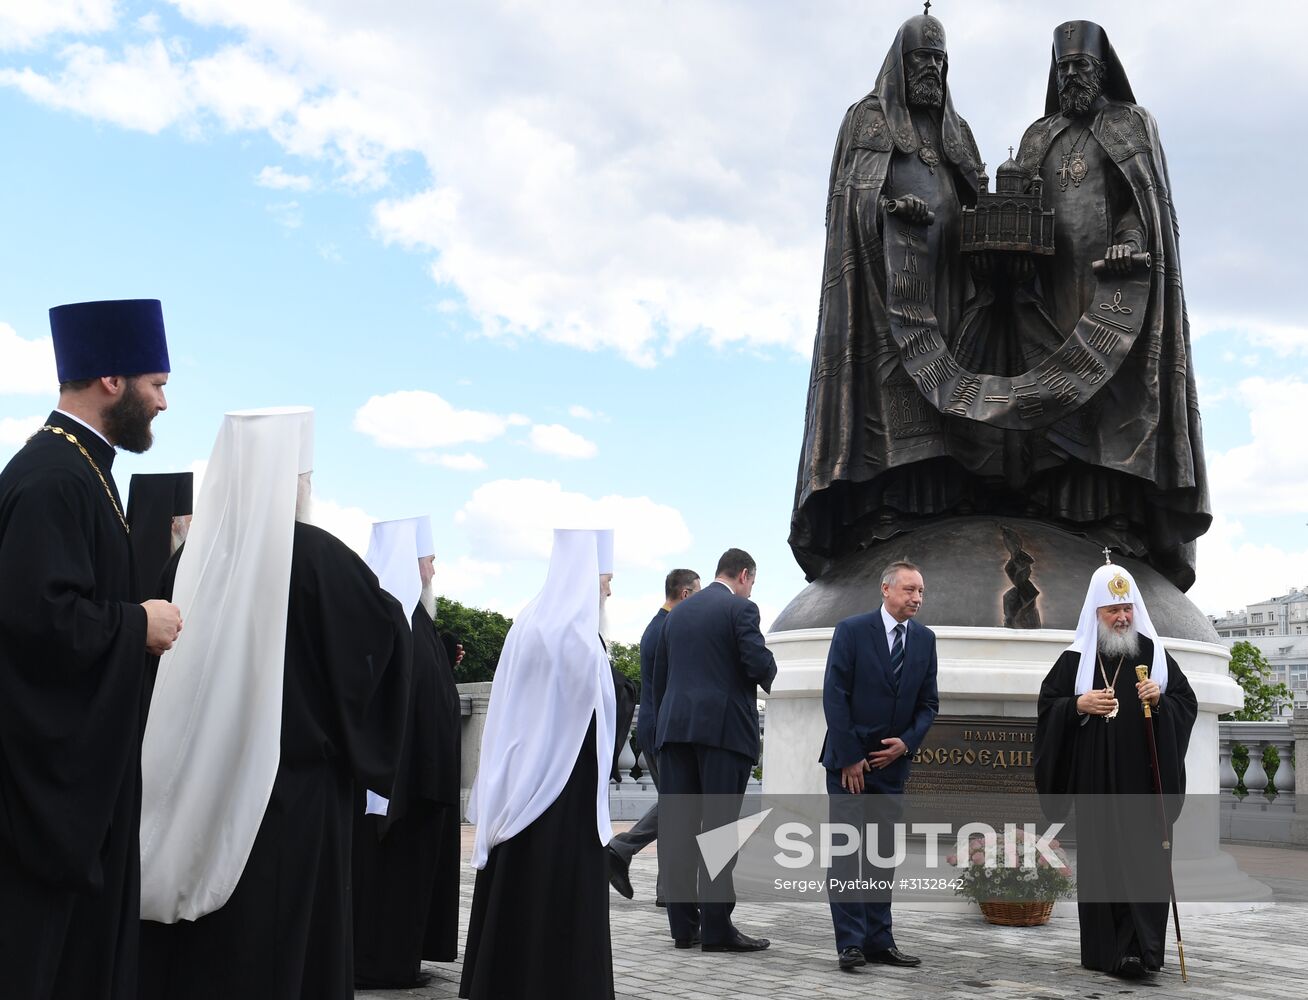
[960,152,1054,255]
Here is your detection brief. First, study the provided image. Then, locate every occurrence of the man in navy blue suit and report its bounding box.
[653,548,777,953]
[820,560,938,972]
[607,567,700,901]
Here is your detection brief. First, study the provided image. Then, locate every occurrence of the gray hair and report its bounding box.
[881,560,921,587]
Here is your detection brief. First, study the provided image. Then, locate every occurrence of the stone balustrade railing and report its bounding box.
[1218,719,1297,795]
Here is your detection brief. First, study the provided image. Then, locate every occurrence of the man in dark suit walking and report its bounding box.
[820,560,938,972]
[653,548,776,953]
[608,568,700,901]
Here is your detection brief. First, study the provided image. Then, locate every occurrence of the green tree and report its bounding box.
[435,596,512,684]
[608,640,642,692]
[1221,641,1292,721]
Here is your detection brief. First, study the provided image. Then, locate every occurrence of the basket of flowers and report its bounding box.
[946,828,1074,926]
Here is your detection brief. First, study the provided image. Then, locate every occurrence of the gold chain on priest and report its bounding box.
[32,425,129,534]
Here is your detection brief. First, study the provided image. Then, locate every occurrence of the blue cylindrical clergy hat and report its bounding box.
[49,298,170,383]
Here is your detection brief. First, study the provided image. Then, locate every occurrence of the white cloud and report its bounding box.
[307,495,375,555]
[1207,377,1308,516]
[0,414,43,446]
[354,390,525,450]
[455,478,691,569]
[256,164,312,191]
[417,451,487,471]
[1193,314,1308,357]
[190,45,303,131]
[602,593,659,645]
[0,39,190,132]
[0,1,117,50]
[433,555,503,599]
[568,404,599,420]
[527,423,597,460]
[266,199,302,229]
[2,2,822,364]
[1192,514,1308,619]
[0,322,56,393]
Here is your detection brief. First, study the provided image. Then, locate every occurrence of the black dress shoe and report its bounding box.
[702,930,770,953]
[673,933,701,949]
[867,946,921,967]
[838,947,866,971]
[1115,956,1145,979]
[607,847,634,899]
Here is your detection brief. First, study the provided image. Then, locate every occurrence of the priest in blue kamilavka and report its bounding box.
[0,299,181,1000]
[1035,562,1197,979]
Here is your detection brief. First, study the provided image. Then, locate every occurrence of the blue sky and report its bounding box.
[2,1,1305,639]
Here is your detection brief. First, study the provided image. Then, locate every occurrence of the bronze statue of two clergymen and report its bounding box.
[778,15,1214,639]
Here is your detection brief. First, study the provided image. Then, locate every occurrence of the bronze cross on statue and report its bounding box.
[1065,23,1076,40]
[1103,546,1113,564]
[924,1,931,15]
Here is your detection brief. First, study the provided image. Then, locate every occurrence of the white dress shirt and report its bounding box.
[880,605,908,653]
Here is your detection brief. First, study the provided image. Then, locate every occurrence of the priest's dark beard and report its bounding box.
[908,72,943,108]
[102,378,156,453]
[1097,620,1139,660]
[1058,69,1105,118]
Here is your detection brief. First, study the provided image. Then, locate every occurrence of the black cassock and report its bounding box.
[0,413,149,1000]
[125,471,192,600]
[459,715,614,1000]
[1035,637,1197,972]
[352,602,462,988]
[139,521,411,1000]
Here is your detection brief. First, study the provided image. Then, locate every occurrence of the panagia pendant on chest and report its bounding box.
[1068,152,1088,184]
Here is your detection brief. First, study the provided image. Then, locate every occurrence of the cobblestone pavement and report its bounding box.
[356,828,1307,1000]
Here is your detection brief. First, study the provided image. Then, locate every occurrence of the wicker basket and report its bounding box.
[978,900,1054,926]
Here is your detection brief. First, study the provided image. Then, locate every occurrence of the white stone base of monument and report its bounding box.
[761,626,1272,910]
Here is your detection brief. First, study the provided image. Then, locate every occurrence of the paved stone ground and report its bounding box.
[358,828,1307,1000]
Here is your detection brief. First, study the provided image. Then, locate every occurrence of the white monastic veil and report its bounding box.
[466,528,618,869]
[1065,562,1168,696]
[139,407,314,922]
[361,515,435,816]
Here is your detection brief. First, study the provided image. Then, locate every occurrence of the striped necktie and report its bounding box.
[890,623,905,681]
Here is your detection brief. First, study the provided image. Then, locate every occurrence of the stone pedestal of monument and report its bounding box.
[761,517,1270,911]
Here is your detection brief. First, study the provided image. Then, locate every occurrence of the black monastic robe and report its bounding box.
[352,602,462,987]
[0,411,148,1000]
[459,715,614,1000]
[1035,637,1197,972]
[139,521,411,1000]
[126,471,192,600]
